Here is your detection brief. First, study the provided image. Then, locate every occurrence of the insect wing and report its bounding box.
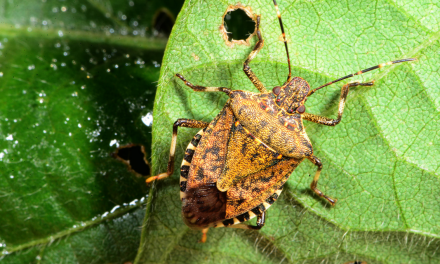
[186,104,234,189]
[181,104,234,229]
[217,120,302,219]
[217,121,283,191]
[226,156,300,219]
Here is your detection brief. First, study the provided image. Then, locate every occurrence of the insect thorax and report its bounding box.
[228,87,313,159]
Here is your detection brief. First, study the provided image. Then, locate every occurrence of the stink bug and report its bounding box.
[146,0,415,242]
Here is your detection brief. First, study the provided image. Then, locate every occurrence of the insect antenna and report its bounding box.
[273,0,292,83]
[308,58,416,96]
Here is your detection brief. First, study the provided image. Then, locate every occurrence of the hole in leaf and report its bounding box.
[224,9,255,42]
[112,144,151,177]
[220,4,257,48]
[153,8,175,37]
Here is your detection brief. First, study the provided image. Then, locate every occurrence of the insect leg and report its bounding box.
[175,73,232,95]
[302,81,374,126]
[252,210,266,230]
[307,155,337,206]
[146,119,209,183]
[243,15,268,93]
[199,228,209,243]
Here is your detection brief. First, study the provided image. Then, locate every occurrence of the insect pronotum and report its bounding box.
[146,0,416,242]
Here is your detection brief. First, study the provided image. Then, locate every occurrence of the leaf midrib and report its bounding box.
[0,24,167,50]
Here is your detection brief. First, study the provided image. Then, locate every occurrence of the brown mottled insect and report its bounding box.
[146,0,415,242]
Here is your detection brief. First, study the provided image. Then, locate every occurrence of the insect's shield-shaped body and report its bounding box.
[177,77,317,232]
[146,0,415,242]
[180,101,298,231]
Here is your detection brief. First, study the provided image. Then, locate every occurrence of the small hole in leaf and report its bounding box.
[224,9,255,41]
[112,144,150,176]
[153,8,175,37]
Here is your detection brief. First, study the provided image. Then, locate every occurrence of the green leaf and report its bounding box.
[0,0,184,263]
[144,0,440,263]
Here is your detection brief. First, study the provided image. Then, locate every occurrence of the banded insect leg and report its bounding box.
[199,228,209,243]
[308,155,337,206]
[175,73,232,95]
[303,81,374,126]
[246,211,266,230]
[146,119,209,183]
[242,15,267,93]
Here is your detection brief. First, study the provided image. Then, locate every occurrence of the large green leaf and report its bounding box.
[143,0,440,263]
[0,0,184,263]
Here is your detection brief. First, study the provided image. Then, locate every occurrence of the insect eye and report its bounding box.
[272,86,281,95]
[297,105,305,114]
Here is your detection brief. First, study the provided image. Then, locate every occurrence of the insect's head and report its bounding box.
[272,77,309,114]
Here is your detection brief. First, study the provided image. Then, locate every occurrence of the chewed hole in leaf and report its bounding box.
[112,144,151,177]
[221,4,256,47]
[153,8,175,37]
[224,9,255,41]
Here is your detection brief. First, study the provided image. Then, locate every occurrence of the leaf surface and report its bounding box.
[144,0,440,263]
